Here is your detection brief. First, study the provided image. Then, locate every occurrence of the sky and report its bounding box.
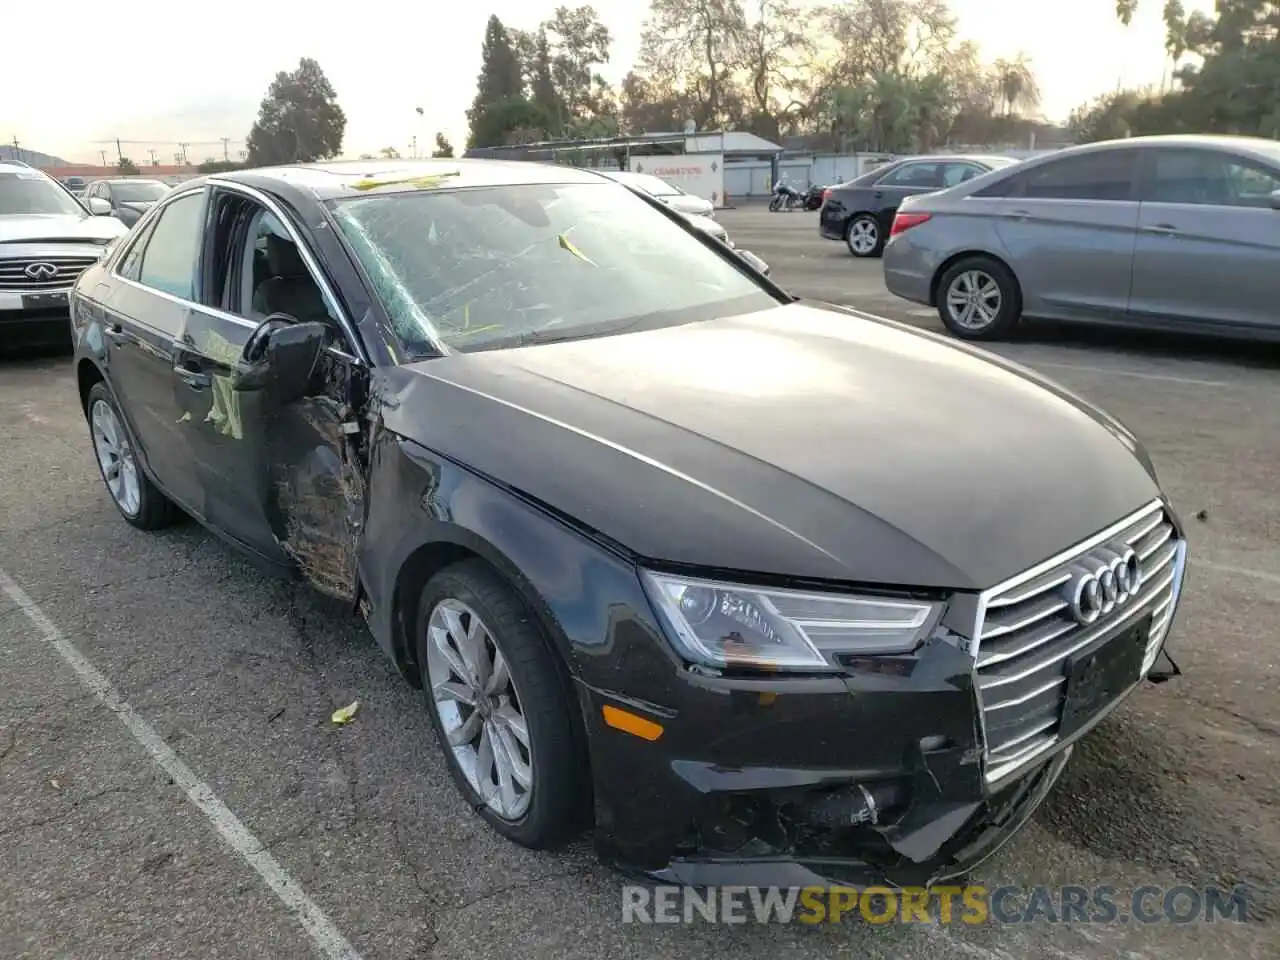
[5,0,1213,165]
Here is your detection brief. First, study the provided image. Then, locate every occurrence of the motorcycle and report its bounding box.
[803,184,828,210]
[768,181,804,212]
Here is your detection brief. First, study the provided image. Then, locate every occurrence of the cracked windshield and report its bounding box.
[330,183,773,353]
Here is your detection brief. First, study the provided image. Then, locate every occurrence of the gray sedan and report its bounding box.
[882,134,1280,341]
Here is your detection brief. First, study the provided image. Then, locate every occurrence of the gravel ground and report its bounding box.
[0,207,1275,959]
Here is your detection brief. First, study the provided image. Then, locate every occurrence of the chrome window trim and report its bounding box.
[107,179,366,366]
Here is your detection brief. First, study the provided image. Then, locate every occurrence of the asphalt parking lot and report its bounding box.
[2,205,1277,959]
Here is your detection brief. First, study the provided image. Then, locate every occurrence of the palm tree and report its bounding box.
[993,55,1042,117]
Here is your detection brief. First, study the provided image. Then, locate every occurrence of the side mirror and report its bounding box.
[88,197,112,216]
[232,315,327,400]
[737,249,770,276]
[1270,188,1280,211]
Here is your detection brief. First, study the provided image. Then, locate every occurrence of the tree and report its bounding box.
[742,0,812,121]
[470,97,554,148]
[530,28,566,134]
[379,146,401,158]
[245,57,346,165]
[117,157,140,175]
[992,54,1041,116]
[638,0,750,129]
[1091,0,1280,141]
[432,133,455,157]
[544,5,613,124]
[468,15,525,145]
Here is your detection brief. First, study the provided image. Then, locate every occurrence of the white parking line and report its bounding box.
[0,568,363,960]
[1012,360,1229,389]
[1198,560,1280,588]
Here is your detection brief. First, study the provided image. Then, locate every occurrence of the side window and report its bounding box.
[1146,149,1280,207]
[238,207,336,325]
[878,162,942,188]
[1016,151,1136,201]
[116,219,157,281]
[136,192,205,299]
[941,163,983,187]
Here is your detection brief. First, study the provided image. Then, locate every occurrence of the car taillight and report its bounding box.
[890,212,931,237]
[821,188,831,205]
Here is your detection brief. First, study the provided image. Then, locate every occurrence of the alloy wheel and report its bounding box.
[848,218,878,255]
[945,269,1003,330]
[90,399,141,517]
[425,597,533,821]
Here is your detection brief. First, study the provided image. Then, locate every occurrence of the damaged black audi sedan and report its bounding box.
[70,159,1189,887]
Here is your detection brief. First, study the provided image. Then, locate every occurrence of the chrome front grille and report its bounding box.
[974,500,1185,785]
[0,256,99,290]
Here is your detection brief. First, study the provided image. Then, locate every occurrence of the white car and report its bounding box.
[597,169,716,219]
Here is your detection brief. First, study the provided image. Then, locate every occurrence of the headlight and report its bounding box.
[640,570,941,671]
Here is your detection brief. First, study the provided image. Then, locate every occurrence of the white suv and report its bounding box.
[0,162,128,349]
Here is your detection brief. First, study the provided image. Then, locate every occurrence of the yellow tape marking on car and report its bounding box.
[348,171,461,191]
[602,704,664,741]
[557,233,597,266]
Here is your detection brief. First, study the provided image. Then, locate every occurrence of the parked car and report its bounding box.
[597,169,716,218]
[882,134,1280,341]
[71,158,1187,889]
[0,161,128,349]
[821,154,1019,258]
[63,176,88,197]
[82,178,171,227]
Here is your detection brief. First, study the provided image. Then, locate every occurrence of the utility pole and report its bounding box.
[177,142,189,166]
[221,137,230,162]
[410,135,418,159]
[115,138,123,161]
[99,150,108,167]
[9,136,20,163]
[148,148,158,166]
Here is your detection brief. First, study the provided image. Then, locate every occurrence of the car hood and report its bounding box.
[0,213,127,244]
[380,303,1161,591]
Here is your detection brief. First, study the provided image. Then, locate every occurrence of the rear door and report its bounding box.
[1130,147,1280,331]
[101,188,209,513]
[989,149,1140,322]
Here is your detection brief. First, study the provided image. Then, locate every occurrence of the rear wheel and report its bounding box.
[846,215,882,257]
[936,256,1022,340]
[86,382,181,529]
[416,559,581,848]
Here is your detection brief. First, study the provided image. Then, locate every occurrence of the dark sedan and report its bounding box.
[821,154,1019,257]
[70,158,1188,889]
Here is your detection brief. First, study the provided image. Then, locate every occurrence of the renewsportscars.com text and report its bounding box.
[621,884,1253,925]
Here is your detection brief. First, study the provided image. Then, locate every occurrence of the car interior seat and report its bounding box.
[251,234,331,323]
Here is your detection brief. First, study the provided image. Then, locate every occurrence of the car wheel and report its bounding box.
[846,215,882,257]
[768,195,783,212]
[86,382,181,529]
[416,559,581,849]
[936,256,1021,340]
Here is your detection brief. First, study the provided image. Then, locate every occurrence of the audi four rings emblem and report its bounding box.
[1067,547,1143,624]
[24,262,58,281]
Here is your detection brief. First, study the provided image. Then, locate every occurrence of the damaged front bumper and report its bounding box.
[580,634,1182,889]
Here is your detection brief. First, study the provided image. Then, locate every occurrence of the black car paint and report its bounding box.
[71,160,1179,887]
[819,156,1007,249]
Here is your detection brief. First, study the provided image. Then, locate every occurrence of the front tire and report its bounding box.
[846,215,882,257]
[768,195,783,212]
[415,559,581,849]
[86,382,181,529]
[936,256,1022,340]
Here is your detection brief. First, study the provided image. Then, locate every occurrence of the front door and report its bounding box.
[100,188,208,514]
[175,186,368,599]
[1129,147,1280,331]
[990,149,1141,323]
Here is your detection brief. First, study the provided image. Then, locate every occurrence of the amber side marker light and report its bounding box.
[602,704,665,741]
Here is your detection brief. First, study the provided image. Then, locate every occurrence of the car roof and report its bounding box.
[214,158,613,201]
[0,160,44,174]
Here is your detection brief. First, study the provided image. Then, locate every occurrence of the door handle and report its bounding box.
[1147,222,1178,234]
[174,362,212,390]
[1006,208,1032,219]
